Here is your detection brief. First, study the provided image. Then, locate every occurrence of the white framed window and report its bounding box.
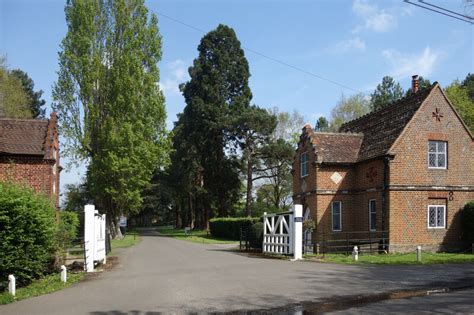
[300,151,308,177]
[428,205,446,229]
[332,201,342,231]
[428,141,447,169]
[369,199,376,231]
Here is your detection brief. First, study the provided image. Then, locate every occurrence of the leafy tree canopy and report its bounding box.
[52,0,170,237]
[370,76,404,111]
[330,93,370,131]
[315,116,329,132]
[10,69,46,118]
[444,79,474,134]
[0,57,32,119]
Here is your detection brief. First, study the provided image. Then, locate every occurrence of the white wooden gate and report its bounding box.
[263,204,303,260]
[84,205,107,272]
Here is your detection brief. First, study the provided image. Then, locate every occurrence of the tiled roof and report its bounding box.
[0,118,49,156]
[339,83,436,162]
[310,132,363,164]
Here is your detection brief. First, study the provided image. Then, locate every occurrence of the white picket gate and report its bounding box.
[84,205,107,272]
[263,204,303,260]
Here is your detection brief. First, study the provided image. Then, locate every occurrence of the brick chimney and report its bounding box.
[412,75,419,93]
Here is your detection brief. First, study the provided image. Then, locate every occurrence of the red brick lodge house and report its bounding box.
[0,112,61,208]
[293,77,473,253]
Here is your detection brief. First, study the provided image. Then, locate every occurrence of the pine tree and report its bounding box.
[370,76,404,111]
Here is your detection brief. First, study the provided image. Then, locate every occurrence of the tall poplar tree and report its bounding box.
[52,0,169,237]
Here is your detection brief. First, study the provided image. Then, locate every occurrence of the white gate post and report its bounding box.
[102,214,106,264]
[84,204,95,272]
[8,275,15,296]
[292,204,303,260]
[263,212,267,252]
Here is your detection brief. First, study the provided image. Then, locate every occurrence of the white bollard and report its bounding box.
[8,274,15,296]
[352,246,359,261]
[416,246,422,262]
[61,265,67,283]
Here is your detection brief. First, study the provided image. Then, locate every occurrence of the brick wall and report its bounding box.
[0,156,57,207]
[388,87,473,252]
[389,87,473,186]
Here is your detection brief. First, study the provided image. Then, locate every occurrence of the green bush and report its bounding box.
[0,182,58,290]
[56,211,80,263]
[249,222,264,249]
[461,201,474,243]
[209,217,259,240]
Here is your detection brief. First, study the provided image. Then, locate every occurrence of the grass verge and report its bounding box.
[305,252,474,265]
[0,272,85,305]
[111,232,140,250]
[157,228,238,244]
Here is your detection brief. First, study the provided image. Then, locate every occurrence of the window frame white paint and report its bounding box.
[369,199,376,231]
[332,201,342,232]
[428,140,447,169]
[427,204,446,229]
[300,151,309,178]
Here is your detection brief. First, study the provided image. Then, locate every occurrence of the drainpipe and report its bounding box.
[382,155,394,250]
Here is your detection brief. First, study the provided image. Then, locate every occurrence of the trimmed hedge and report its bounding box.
[461,201,474,243]
[209,217,260,240]
[0,182,58,290]
[249,222,264,249]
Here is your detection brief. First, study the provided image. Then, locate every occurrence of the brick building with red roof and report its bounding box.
[0,112,61,208]
[293,77,473,252]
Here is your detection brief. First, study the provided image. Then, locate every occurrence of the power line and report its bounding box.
[404,0,474,24]
[154,11,361,93]
[420,0,473,20]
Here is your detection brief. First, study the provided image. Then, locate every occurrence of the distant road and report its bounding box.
[1,229,473,314]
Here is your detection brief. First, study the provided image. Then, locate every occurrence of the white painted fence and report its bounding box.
[84,205,107,272]
[263,204,303,260]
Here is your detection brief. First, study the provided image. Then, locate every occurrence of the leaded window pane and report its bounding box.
[438,154,446,168]
[332,202,341,231]
[428,142,436,152]
[437,142,446,152]
[437,206,445,227]
[301,152,308,177]
[429,154,437,167]
[429,207,436,227]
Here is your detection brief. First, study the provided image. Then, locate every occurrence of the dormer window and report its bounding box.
[300,151,308,177]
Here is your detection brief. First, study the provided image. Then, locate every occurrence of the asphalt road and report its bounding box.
[328,289,474,314]
[1,230,473,314]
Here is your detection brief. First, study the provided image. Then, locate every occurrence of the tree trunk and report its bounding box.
[188,192,195,229]
[176,202,182,228]
[245,149,253,217]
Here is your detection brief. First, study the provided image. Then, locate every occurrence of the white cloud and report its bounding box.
[332,37,366,53]
[158,59,189,96]
[382,46,441,79]
[352,0,397,33]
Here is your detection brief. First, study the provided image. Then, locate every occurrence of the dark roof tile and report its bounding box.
[0,118,49,156]
[339,83,435,161]
[311,132,363,164]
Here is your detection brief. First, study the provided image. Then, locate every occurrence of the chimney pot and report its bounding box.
[412,75,419,93]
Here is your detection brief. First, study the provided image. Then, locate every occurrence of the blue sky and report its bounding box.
[1,0,473,199]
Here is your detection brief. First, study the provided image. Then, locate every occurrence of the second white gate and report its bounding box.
[263,204,303,260]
